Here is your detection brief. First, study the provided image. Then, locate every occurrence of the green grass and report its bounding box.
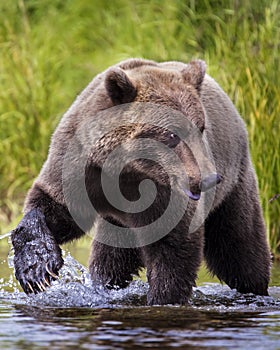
[0,0,279,256]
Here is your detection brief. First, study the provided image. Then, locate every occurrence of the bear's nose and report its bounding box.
[200,173,222,192]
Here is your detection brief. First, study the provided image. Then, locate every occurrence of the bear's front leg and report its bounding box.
[142,226,203,305]
[11,208,64,294]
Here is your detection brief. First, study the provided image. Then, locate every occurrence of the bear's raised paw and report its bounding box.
[11,208,64,294]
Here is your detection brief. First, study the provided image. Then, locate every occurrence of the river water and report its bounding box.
[1,242,280,349]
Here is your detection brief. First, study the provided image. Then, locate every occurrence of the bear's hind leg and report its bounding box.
[89,219,143,289]
[89,241,143,289]
[204,174,271,296]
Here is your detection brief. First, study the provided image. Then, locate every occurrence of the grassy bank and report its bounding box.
[0,0,279,256]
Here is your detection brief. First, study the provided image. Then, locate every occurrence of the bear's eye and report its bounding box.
[166,132,180,148]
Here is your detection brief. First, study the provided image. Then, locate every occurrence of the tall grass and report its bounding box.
[0,0,279,255]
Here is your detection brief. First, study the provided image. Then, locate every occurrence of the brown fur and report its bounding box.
[11,58,271,304]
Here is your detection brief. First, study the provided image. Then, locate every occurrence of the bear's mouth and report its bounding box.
[184,189,201,201]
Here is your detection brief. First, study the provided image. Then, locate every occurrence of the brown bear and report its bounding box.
[11,58,271,305]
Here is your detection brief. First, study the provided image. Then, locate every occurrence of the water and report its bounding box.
[1,242,280,349]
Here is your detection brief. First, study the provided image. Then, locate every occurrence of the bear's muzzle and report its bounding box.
[184,173,222,201]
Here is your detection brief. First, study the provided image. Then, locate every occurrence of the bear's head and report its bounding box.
[83,60,221,205]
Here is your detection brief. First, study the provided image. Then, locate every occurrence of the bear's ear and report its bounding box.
[181,60,206,90]
[105,68,137,104]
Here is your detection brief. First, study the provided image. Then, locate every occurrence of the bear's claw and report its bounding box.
[14,247,63,294]
[15,253,63,294]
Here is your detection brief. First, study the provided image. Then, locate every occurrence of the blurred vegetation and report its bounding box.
[0,0,279,256]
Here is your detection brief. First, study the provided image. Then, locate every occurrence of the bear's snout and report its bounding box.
[184,173,221,201]
[200,173,222,192]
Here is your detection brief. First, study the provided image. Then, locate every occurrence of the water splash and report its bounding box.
[192,283,280,311]
[1,251,280,310]
[30,253,148,307]
[1,252,148,308]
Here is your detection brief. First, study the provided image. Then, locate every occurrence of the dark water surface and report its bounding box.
[1,243,280,350]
